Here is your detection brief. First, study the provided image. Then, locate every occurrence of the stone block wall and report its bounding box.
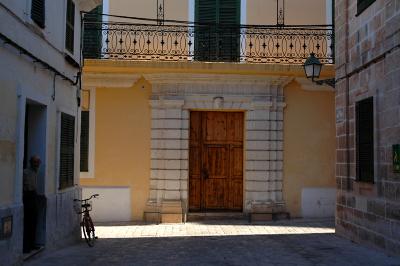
[335,0,400,254]
[245,108,285,205]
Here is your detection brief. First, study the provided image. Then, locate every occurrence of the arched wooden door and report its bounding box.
[189,111,243,211]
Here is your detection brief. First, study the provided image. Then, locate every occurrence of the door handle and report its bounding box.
[202,168,209,179]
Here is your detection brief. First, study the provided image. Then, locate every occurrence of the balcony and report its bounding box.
[83,20,334,65]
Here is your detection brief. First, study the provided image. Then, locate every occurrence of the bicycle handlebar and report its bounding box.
[74,194,99,202]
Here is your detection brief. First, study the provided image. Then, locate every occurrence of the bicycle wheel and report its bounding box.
[82,216,96,247]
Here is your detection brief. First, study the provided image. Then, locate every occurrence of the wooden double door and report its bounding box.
[189,111,244,211]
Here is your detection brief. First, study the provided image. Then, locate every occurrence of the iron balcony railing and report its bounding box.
[83,21,334,65]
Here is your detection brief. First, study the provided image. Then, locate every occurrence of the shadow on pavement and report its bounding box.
[26,233,400,266]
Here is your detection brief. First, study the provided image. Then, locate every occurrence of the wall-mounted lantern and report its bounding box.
[303,53,335,88]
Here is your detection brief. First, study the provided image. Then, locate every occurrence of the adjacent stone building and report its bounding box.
[0,0,99,264]
[335,0,400,255]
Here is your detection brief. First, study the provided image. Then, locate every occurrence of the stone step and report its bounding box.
[250,212,290,222]
[187,212,248,221]
[23,246,44,261]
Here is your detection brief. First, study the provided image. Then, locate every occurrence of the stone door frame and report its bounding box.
[145,73,291,222]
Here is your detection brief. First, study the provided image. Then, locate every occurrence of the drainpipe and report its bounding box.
[52,73,56,101]
[344,0,351,191]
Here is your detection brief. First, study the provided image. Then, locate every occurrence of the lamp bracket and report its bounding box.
[313,78,335,88]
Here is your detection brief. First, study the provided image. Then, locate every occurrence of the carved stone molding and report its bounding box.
[149,99,185,109]
[83,73,141,88]
[143,73,294,87]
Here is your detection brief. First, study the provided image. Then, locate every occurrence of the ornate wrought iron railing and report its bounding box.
[83,21,334,65]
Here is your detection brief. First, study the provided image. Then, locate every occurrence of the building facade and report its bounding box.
[335,0,400,255]
[0,0,99,264]
[80,0,336,223]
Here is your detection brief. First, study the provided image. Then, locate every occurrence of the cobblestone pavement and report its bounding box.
[26,219,400,266]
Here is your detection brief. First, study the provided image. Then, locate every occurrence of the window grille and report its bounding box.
[80,111,90,172]
[356,97,374,183]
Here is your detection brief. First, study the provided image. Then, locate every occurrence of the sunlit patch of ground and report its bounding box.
[92,218,335,239]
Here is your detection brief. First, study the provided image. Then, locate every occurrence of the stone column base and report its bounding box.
[161,200,183,223]
[143,202,161,223]
[250,202,289,221]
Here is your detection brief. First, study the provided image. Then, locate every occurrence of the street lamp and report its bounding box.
[304,53,322,81]
[303,53,335,88]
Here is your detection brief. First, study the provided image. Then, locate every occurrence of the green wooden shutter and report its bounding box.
[218,0,240,61]
[356,97,374,183]
[60,113,75,189]
[219,0,240,25]
[80,111,90,172]
[195,0,218,61]
[195,0,240,62]
[31,0,45,28]
[65,0,75,53]
[83,5,103,59]
[195,0,217,23]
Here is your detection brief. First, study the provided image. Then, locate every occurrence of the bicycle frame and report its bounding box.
[74,194,99,247]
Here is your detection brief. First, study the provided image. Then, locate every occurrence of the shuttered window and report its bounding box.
[80,111,90,172]
[83,5,103,59]
[195,0,240,62]
[65,0,75,53]
[356,97,374,183]
[357,0,376,14]
[59,113,75,189]
[31,0,45,28]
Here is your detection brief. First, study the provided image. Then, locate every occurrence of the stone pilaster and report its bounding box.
[245,86,286,213]
[145,99,187,223]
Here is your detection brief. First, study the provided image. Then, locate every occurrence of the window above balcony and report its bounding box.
[194,0,241,62]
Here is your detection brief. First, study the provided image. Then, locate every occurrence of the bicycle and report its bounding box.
[74,194,99,247]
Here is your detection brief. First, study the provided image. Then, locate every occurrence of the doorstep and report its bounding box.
[187,212,248,222]
[23,246,44,261]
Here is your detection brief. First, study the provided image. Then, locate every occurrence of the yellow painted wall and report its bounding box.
[283,81,336,217]
[80,78,151,221]
[108,0,188,22]
[284,0,328,25]
[82,60,335,220]
[247,0,328,25]
[108,0,329,25]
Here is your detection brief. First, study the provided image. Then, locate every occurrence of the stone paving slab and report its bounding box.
[26,219,400,266]
[93,219,335,238]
